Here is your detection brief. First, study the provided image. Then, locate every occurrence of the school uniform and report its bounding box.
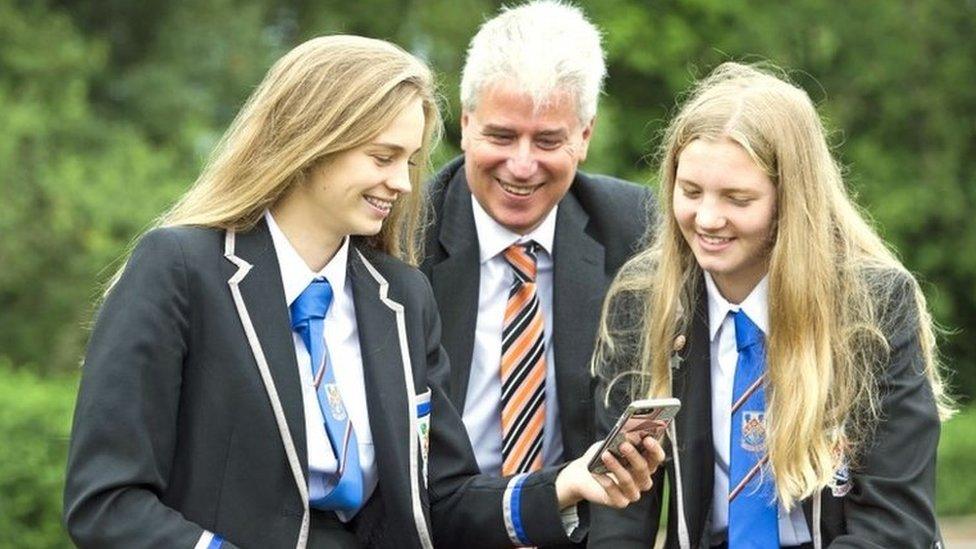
[588,271,943,548]
[63,216,581,548]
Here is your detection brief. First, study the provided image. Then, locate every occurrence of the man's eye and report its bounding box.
[536,140,561,150]
[486,133,514,144]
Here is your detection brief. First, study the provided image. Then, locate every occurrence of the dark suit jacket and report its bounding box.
[588,274,943,548]
[420,156,652,463]
[64,220,575,549]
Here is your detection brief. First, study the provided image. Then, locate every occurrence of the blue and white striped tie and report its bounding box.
[728,310,778,548]
[291,278,364,512]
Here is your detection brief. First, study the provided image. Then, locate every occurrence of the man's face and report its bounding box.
[460,82,593,234]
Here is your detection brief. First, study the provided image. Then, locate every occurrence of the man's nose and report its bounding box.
[506,139,538,180]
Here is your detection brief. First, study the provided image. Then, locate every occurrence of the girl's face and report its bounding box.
[673,137,777,303]
[302,98,425,240]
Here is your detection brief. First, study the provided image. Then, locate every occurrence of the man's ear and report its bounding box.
[577,116,596,162]
[460,111,472,151]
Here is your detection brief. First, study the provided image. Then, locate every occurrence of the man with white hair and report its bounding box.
[421,0,652,518]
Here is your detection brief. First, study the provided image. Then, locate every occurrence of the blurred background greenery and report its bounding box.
[1,0,973,545]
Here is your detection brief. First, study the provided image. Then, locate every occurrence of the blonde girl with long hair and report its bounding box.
[589,62,953,548]
[64,35,662,549]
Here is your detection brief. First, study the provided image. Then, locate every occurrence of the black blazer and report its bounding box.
[64,220,576,549]
[588,274,943,548]
[420,156,652,462]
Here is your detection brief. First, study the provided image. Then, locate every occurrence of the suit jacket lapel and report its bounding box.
[429,170,481,408]
[671,284,714,546]
[551,190,605,457]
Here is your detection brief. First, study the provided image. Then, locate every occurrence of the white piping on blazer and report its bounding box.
[355,250,434,549]
[669,356,692,549]
[224,230,311,549]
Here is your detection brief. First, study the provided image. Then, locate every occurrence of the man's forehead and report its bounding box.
[472,82,584,131]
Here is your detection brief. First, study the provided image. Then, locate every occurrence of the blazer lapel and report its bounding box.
[671,286,714,546]
[349,246,432,548]
[429,170,481,408]
[350,248,410,486]
[551,190,605,457]
[226,220,308,470]
[223,220,311,545]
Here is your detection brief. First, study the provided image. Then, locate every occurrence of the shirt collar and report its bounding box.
[703,271,769,342]
[265,210,349,306]
[470,195,557,264]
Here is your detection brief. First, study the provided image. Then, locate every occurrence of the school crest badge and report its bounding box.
[741,411,766,452]
[324,383,347,421]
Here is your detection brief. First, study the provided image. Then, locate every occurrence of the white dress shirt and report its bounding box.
[462,196,565,474]
[704,272,811,545]
[266,211,377,520]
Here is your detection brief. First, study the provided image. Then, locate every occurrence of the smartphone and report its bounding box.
[587,397,681,474]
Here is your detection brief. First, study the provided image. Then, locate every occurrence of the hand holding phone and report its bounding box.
[588,397,680,474]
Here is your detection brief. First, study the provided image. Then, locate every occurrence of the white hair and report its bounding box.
[460,0,606,124]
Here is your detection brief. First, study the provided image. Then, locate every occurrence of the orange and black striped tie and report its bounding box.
[500,242,547,476]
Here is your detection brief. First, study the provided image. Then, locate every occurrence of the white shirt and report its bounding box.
[704,272,811,545]
[463,196,565,474]
[266,211,377,520]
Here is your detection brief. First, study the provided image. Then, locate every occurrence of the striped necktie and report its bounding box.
[291,278,364,512]
[728,310,779,548]
[500,242,547,476]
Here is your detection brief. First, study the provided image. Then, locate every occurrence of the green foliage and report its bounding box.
[937,407,976,516]
[0,359,76,548]
[2,0,971,400]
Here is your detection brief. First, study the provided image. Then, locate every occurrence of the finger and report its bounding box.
[589,468,624,507]
[594,471,631,508]
[641,436,667,468]
[618,442,653,491]
[602,451,640,502]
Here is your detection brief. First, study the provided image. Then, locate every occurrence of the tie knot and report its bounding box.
[291,278,333,329]
[503,241,539,283]
[732,309,763,352]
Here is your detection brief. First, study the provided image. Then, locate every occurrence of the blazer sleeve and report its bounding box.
[416,275,581,548]
[63,229,236,549]
[587,286,664,548]
[830,276,941,548]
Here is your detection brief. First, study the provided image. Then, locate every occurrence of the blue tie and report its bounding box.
[290,278,364,512]
[728,310,779,548]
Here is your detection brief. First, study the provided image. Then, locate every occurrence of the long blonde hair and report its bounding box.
[157,35,439,263]
[594,62,954,508]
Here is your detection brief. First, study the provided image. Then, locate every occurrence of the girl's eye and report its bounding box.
[373,155,394,166]
[681,188,700,198]
[729,197,751,206]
